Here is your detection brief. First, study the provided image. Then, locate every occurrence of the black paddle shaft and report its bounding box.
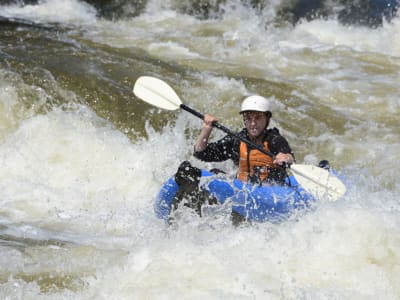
[180,104,276,159]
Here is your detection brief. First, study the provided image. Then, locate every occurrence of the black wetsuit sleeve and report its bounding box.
[266,128,295,158]
[265,128,295,183]
[194,134,240,164]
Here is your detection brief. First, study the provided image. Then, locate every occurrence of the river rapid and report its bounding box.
[0,0,399,299]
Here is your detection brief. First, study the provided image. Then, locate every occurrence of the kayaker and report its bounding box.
[194,95,295,185]
[171,95,295,224]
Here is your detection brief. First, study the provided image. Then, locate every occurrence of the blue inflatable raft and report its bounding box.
[155,170,316,222]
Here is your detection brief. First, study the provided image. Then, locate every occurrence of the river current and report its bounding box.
[0,0,399,299]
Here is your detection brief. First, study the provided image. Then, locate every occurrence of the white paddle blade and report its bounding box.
[133,76,182,110]
[290,164,347,202]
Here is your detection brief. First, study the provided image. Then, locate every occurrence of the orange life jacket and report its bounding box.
[237,141,275,182]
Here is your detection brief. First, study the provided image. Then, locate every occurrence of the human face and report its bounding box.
[243,111,268,138]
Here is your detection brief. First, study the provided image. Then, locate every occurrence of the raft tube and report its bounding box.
[155,170,315,222]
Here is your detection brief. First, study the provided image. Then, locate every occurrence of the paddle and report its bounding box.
[133,76,347,201]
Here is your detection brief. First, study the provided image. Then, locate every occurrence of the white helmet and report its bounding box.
[240,95,271,114]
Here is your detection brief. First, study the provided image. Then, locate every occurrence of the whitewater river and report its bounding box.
[0,0,399,299]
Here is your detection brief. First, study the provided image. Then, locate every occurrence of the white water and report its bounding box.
[0,0,400,299]
[0,0,97,24]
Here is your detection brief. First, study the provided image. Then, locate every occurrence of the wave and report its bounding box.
[1,0,398,27]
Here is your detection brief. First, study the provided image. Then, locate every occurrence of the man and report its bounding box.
[171,95,295,223]
[194,95,294,185]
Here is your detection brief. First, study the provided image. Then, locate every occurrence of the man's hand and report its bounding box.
[273,152,294,166]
